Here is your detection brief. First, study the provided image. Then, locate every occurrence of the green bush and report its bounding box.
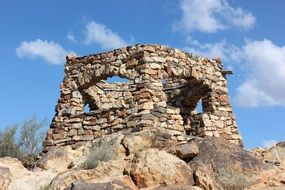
[0,125,21,158]
[0,115,47,169]
[83,141,117,169]
[38,184,51,190]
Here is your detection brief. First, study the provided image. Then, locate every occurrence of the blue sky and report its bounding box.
[1,0,284,148]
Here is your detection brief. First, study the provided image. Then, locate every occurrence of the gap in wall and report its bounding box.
[196,99,203,114]
[84,103,91,113]
[106,76,129,83]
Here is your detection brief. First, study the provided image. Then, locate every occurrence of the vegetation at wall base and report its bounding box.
[0,115,47,169]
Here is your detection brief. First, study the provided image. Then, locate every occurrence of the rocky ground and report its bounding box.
[0,130,284,190]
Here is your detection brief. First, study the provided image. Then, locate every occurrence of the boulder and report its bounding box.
[0,167,11,190]
[37,145,88,172]
[0,158,30,179]
[2,133,284,190]
[245,169,285,190]
[193,166,223,190]
[0,157,57,190]
[38,134,126,173]
[165,141,199,160]
[65,176,137,190]
[130,148,193,188]
[89,134,126,159]
[262,141,285,166]
[50,157,131,190]
[146,185,202,190]
[67,182,115,190]
[122,130,191,156]
[8,170,57,190]
[189,137,269,190]
[122,131,154,155]
[246,142,285,189]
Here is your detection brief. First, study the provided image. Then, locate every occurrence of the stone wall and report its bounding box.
[43,44,242,152]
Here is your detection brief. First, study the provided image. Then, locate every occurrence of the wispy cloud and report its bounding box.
[67,32,77,43]
[16,39,68,64]
[235,39,285,107]
[262,139,278,148]
[184,38,243,67]
[84,21,128,49]
[235,82,275,107]
[175,0,255,33]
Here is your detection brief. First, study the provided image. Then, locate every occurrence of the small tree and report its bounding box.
[18,116,47,157]
[0,125,21,158]
[0,115,47,169]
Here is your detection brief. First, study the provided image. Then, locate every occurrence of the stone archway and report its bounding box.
[161,76,211,136]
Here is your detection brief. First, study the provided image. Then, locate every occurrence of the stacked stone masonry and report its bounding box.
[43,44,242,152]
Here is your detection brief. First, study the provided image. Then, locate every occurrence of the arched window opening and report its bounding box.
[106,76,129,83]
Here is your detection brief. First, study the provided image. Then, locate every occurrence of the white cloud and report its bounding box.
[176,0,255,33]
[184,39,243,65]
[235,82,275,107]
[262,139,278,148]
[235,39,285,107]
[85,21,127,49]
[224,6,256,29]
[67,32,77,43]
[16,39,68,64]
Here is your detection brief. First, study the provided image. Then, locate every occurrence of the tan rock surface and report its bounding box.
[130,148,193,188]
[190,137,269,190]
[1,134,284,190]
[165,141,199,160]
[65,176,138,190]
[50,157,131,190]
[262,142,285,166]
[0,158,30,179]
[193,166,223,190]
[246,169,285,190]
[122,131,154,155]
[0,157,57,190]
[143,185,202,190]
[37,146,86,172]
[247,142,285,190]
[0,167,11,190]
[8,170,57,190]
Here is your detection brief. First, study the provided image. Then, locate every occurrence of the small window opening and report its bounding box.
[106,76,129,83]
[196,99,203,113]
[161,79,167,86]
[84,103,91,113]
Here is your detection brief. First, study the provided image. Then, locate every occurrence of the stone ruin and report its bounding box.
[43,44,242,152]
